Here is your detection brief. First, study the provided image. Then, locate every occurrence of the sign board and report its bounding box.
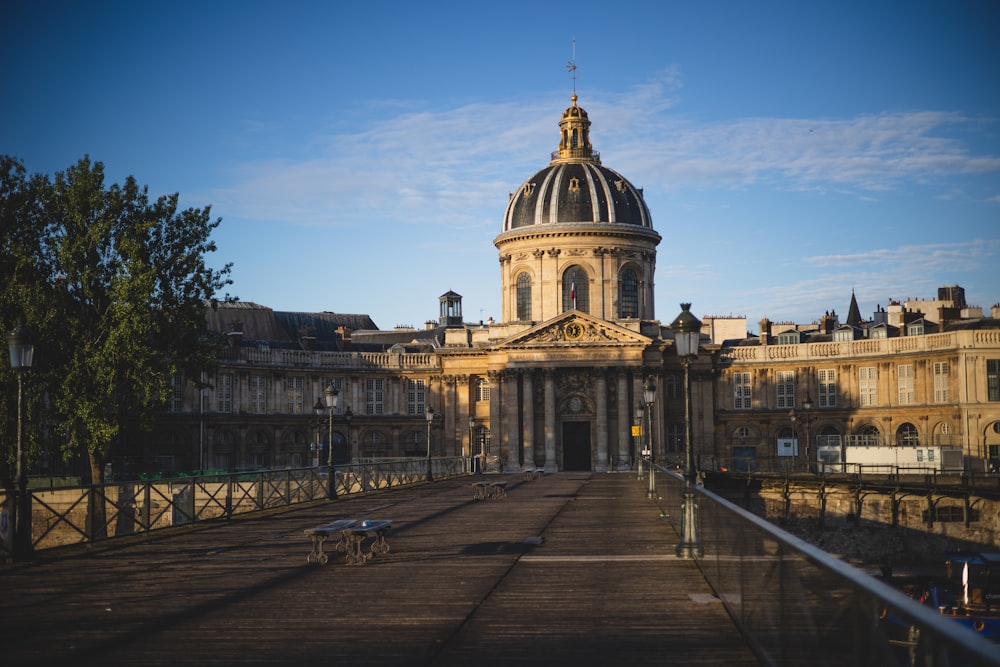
[631,425,642,437]
[776,438,798,457]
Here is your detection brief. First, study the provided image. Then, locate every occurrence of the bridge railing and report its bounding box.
[0,457,470,559]
[655,466,1000,667]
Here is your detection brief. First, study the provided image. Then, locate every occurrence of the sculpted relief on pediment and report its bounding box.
[518,318,647,345]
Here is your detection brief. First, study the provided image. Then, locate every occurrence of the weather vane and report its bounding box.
[566,38,577,95]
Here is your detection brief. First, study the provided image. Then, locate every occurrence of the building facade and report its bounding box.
[146,96,1000,478]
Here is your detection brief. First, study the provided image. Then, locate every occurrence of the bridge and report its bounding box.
[2,469,998,666]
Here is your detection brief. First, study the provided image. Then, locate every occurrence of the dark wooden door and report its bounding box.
[562,421,592,471]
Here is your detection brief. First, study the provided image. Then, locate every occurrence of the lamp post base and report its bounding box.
[425,459,433,483]
[676,485,702,559]
[326,465,338,500]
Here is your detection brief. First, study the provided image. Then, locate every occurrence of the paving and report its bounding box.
[0,472,761,666]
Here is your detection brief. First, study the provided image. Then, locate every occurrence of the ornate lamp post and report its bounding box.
[469,415,479,474]
[802,393,814,472]
[7,319,35,561]
[671,303,703,559]
[643,376,657,499]
[311,397,324,467]
[425,405,435,482]
[344,406,353,462]
[635,401,645,480]
[323,383,339,500]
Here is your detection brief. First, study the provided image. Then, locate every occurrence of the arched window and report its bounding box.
[562,266,589,313]
[516,272,532,321]
[619,268,638,318]
[856,424,881,447]
[896,423,919,447]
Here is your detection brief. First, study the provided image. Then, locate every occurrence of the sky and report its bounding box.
[3,1,999,332]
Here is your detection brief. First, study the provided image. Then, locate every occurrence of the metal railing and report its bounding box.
[654,465,1000,666]
[0,457,470,559]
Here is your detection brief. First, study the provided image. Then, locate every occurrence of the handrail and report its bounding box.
[653,466,1000,666]
[0,457,470,558]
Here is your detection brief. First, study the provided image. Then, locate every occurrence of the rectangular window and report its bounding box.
[733,372,751,410]
[217,373,233,413]
[898,364,914,405]
[406,378,426,415]
[859,367,877,407]
[775,370,795,409]
[366,378,384,415]
[933,361,949,403]
[818,369,837,408]
[989,360,1000,402]
[167,373,184,413]
[250,374,267,414]
[476,378,491,402]
[285,376,304,414]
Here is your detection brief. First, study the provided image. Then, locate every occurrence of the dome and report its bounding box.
[501,95,653,232]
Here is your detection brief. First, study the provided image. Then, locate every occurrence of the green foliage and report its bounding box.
[1,155,233,482]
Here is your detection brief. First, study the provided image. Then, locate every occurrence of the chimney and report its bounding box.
[758,318,771,345]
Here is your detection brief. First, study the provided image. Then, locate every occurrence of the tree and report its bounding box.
[1,155,233,504]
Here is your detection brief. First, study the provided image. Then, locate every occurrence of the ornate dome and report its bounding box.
[501,94,653,232]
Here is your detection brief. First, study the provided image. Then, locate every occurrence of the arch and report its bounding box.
[896,422,919,447]
[985,421,1000,471]
[856,423,881,447]
[618,267,639,318]
[515,271,532,321]
[562,265,589,313]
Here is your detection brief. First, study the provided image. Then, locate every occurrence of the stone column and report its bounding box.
[522,370,536,468]
[595,370,609,472]
[617,368,630,469]
[504,370,520,471]
[544,368,558,472]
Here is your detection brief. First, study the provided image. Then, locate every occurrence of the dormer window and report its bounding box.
[777,331,799,345]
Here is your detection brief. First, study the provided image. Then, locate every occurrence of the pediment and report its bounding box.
[498,311,652,347]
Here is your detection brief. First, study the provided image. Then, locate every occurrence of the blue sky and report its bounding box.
[3,1,998,331]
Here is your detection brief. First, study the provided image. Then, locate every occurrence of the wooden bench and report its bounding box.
[522,468,543,480]
[473,480,508,500]
[304,519,357,564]
[304,519,392,566]
[472,481,491,500]
[489,481,508,499]
[341,520,393,566]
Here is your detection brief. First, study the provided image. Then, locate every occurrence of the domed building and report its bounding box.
[495,94,660,324]
[144,93,1000,482]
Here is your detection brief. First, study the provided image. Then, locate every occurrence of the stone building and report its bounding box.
[147,95,1000,477]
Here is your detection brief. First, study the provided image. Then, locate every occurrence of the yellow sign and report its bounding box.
[631,425,642,437]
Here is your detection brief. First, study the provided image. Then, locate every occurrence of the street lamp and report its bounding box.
[635,401,645,480]
[311,397,324,467]
[469,415,479,475]
[643,376,657,499]
[323,383,339,499]
[802,393,814,472]
[671,303,702,559]
[7,318,35,561]
[425,405,435,482]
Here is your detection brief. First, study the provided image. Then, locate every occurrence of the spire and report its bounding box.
[846,290,862,326]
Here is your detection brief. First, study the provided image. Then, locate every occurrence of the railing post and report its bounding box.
[142,483,151,531]
[225,475,233,519]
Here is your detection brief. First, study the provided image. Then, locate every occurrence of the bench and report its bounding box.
[304,519,357,564]
[342,520,393,566]
[303,519,393,566]
[472,480,508,500]
[522,468,543,480]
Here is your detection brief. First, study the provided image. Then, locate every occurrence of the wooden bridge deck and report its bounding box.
[1,473,760,666]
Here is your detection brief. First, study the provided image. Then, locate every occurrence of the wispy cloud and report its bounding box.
[208,76,1000,232]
